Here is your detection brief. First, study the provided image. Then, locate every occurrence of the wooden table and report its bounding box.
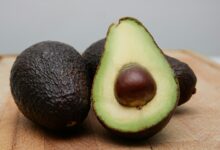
[0,50,220,150]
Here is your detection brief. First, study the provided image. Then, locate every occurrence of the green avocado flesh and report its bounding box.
[92,18,179,133]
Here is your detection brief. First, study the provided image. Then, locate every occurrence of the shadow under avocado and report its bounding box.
[41,123,90,139]
[20,115,92,140]
[174,105,197,116]
[20,109,166,147]
[101,131,151,147]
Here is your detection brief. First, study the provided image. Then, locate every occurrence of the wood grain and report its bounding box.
[0,51,220,150]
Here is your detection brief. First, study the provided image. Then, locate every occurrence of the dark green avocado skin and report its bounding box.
[82,39,197,106]
[82,39,105,87]
[166,56,197,105]
[10,41,90,130]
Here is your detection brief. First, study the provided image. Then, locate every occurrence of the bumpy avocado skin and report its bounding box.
[82,39,106,88]
[82,38,197,106]
[166,56,197,105]
[10,41,90,130]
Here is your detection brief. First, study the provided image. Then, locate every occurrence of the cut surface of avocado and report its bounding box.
[92,18,179,133]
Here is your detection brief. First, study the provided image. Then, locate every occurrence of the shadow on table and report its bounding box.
[20,107,194,148]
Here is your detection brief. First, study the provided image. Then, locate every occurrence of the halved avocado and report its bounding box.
[92,17,179,138]
[83,39,197,106]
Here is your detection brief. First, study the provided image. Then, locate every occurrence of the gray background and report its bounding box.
[0,0,219,56]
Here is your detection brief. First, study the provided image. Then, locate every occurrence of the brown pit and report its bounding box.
[114,64,156,107]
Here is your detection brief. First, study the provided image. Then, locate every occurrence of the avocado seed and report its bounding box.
[115,64,156,107]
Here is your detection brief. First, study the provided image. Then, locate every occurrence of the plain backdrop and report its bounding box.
[0,0,219,56]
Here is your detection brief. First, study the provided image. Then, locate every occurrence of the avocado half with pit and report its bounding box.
[83,41,197,106]
[92,17,179,138]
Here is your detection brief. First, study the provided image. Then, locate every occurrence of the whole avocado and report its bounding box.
[166,56,197,105]
[10,41,90,130]
[82,38,197,106]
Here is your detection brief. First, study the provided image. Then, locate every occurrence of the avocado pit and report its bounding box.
[115,64,156,107]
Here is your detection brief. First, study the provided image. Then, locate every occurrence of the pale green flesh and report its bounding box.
[93,19,178,132]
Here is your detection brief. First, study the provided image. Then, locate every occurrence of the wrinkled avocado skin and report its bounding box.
[82,39,106,88]
[82,39,197,106]
[82,39,105,86]
[166,56,197,105]
[10,41,90,130]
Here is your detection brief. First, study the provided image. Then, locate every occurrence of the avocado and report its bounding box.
[10,41,90,130]
[92,17,179,138]
[166,56,197,105]
[83,41,197,106]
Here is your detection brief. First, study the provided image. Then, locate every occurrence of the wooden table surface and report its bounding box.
[0,50,220,150]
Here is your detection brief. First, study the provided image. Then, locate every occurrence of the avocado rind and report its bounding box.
[166,56,197,105]
[10,41,90,130]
